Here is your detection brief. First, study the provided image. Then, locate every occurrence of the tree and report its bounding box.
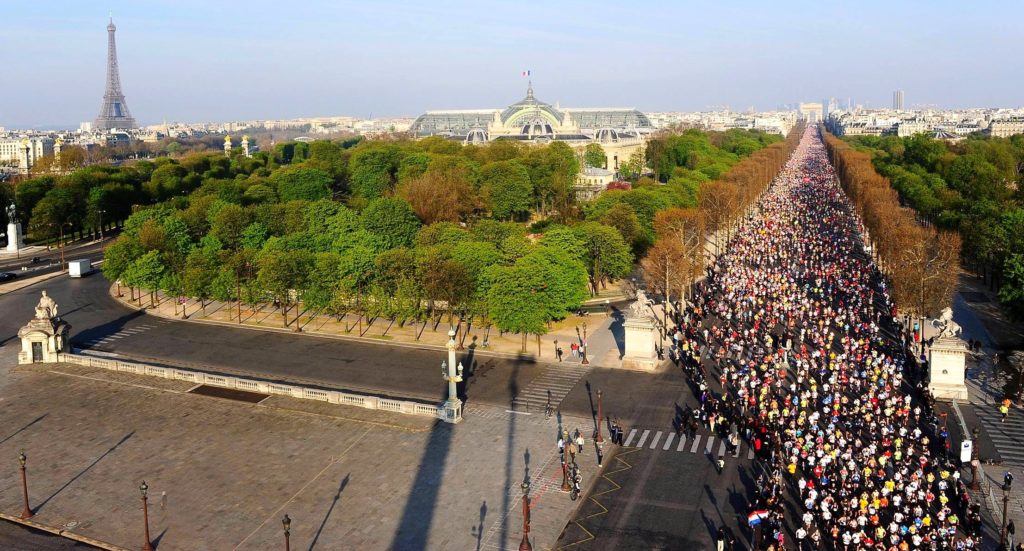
[583,143,607,169]
[209,203,249,249]
[480,160,533,220]
[598,203,644,252]
[398,170,476,224]
[572,222,633,295]
[256,249,313,328]
[999,254,1024,320]
[122,250,166,307]
[349,146,400,199]
[361,197,421,249]
[182,246,220,313]
[619,149,645,181]
[102,236,143,297]
[641,238,690,309]
[270,166,332,202]
[486,264,552,351]
[697,181,740,255]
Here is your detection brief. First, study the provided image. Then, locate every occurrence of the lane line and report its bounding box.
[690,435,702,453]
[623,429,638,447]
[704,436,715,454]
[636,429,651,448]
[718,441,726,458]
[649,431,662,449]
[663,433,675,451]
[677,435,688,452]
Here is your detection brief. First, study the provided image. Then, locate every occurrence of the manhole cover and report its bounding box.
[63,521,78,529]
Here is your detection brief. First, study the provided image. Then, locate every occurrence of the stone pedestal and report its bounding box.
[18,292,71,364]
[928,336,969,401]
[622,317,658,371]
[5,221,22,252]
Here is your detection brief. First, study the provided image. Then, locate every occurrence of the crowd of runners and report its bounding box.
[667,127,986,550]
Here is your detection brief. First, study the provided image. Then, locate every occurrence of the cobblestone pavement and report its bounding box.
[0,351,603,550]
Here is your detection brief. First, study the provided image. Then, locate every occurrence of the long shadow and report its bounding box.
[152,527,169,549]
[498,360,523,549]
[470,500,487,551]
[389,419,454,548]
[0,414,47,446]
[608,309,625,358]
[36,431,135,511]
[456,339,478,402]
[309,474,350,550]
[71,309,146,348]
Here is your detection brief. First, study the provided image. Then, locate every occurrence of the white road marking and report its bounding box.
[649,431,662,449]
[623,429,638,447]
[636,429,651,448]
[663,433,675,450]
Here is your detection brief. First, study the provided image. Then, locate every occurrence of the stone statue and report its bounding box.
[629,290,654,320]
[4,202,16,223]
[35,290,58,320]
[934,307,962,340]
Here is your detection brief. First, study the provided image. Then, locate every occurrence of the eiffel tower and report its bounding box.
[94,16,137,130]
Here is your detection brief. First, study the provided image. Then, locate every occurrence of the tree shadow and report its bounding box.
[309,474,350,550]
[71,309,145,348]
[608,308,625,358]
[37,431,135,511]
[0,413,47,446]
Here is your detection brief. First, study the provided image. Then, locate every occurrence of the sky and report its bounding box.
[0,0,1021,129]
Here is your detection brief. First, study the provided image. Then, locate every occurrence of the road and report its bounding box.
[0,237,111,280]
[0,521,100,550]
[1,270,664,418]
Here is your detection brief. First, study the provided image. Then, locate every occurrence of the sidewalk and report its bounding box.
[947,275,1024,538]
[111,285,626,368]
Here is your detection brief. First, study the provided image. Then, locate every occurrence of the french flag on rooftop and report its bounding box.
[747,509,769,526]
[522,70,531,76]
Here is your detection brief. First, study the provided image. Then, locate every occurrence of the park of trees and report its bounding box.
[841,133,1024,320]
[825,133,962,324]
[1,127,791,348]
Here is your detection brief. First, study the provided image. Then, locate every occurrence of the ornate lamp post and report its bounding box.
[595,390,605,444]
[283,514,291,551]
[140,481,154,551]
[441,329,464,423]
[1001,479,1012,548]
[519,481,532,551]
[18,452,32,520]
[581,322,589,365]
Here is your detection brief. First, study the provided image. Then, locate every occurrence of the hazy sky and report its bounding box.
[1,0,1021,128]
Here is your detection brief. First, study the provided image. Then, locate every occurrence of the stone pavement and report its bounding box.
[111,285,626,369]
[0,350,606,550]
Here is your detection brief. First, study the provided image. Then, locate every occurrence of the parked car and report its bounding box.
[0,272,17,282]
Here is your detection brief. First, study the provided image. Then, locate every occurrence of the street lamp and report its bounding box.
[18,452,32,520]
[140,481,154,551]
[581,322,589,365]
[604,299,610,317]
[441,328,464,423]
[98,209,106,240]
[595,390,605,444]
[282,514,291,551]
[519,481,532,551]
[970,427,981,490]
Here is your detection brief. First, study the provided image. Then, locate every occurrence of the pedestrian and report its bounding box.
[556,346,563,362]
[575,430,585,456]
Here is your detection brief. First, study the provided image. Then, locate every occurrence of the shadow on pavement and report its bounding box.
[71,309,146,347]
[0,413,47,446]
[37,431,135,512]
[608,309,625,358]
[309,474,350,550]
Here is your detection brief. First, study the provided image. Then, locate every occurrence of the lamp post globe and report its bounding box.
[18,451,32,520]
[283,514,292,551]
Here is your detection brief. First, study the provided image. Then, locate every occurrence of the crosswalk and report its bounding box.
[976,405,1024,465]
[621,428,757,460]
[78,321,172,350]
[512,364,589,412]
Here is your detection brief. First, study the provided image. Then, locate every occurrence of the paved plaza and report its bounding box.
[0,346,607,550]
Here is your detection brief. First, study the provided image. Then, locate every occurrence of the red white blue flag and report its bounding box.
[522,70,531,77]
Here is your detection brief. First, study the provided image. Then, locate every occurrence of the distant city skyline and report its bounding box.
[2,0,1022,129]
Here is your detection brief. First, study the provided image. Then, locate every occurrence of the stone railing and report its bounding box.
[58,352,444,420]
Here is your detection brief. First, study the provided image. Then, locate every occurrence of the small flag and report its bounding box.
[747,510,769,526]
[522,70,531,77]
